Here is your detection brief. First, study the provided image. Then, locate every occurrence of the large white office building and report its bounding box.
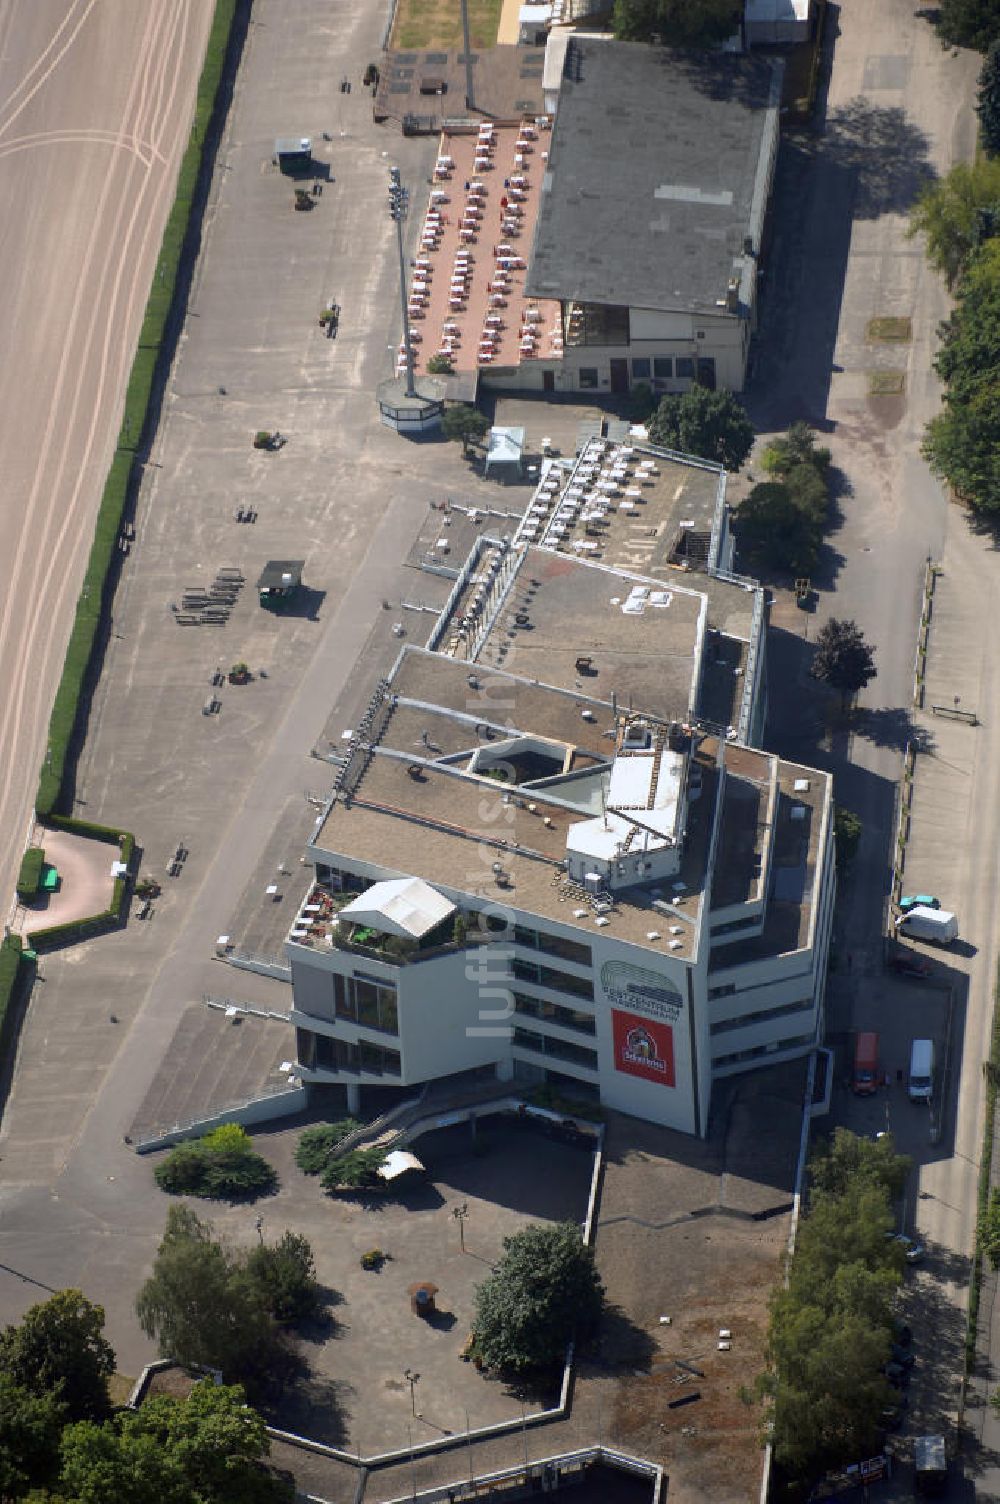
[286,439,834,1136]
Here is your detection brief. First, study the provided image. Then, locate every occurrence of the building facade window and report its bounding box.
[631,357,651,379]
[513,1026,598,1072]
[511,958,594,1001]
[710,997,814,1037]
[513,992,596,1034]
[713,1031,815,1069]
[299,1029,401,1077]
[653,356,673,380]
[334,972,399,1034]
[676,357,695,380]
[578,367,599,389]
[513,926,592,967]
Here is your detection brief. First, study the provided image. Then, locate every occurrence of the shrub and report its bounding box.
[295,1119,360,1175]
[154,1124,277,1201]
[16,848,45,903]
[319,1146,387,1192]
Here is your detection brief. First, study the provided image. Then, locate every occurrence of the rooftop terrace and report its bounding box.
[514,437,726,578]
[399,121,562,380]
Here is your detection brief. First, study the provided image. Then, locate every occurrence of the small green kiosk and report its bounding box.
[257,560,304,611]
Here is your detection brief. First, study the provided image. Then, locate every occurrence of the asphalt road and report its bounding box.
[0,0,213,920]
[750,0,1000,1485]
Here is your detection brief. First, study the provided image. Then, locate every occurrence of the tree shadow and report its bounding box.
[263,1370,354,1449]
[746,95,934,430]
[593,1304,658,1373]
[852,706,936,754]
[823,97,935,218]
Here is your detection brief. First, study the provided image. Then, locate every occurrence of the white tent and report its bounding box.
[339,877,456,939]
[378,1150,426,1181]
[484,425,525,481]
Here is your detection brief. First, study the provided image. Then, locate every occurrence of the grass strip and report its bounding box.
[966,963,1000,1371]
[35,0,239,818]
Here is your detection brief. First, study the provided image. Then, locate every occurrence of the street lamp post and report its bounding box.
[403,1366,420,1416]
[388,167,417,399]
[453,1201,469,1253]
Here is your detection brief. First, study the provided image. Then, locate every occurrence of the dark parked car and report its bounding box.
[889,951,932,979]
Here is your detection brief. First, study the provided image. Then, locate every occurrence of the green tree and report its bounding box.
[908,157,1000,287]
[58,1383,292,1504]
[978,40,1000,155]
[810,1128,911,1204]
[833,806,862,871]
[0,1291,115,1424]
[759,421,831,478]
[473,1222,604,1374]
[735,481,821,574]
[441,405,490,457]
[759,1137,904,1485]
[135,1207,296,1400]
[937,0,1000,50]
[923,241,1000,510]
[0,1374,66,1499]
[647,386,754,470]
[613,0,740,45]
[810,617,877,709]
[245,1232,322,1324]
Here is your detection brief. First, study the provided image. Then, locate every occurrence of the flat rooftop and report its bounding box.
[427,538,710,723]
[311,698,719,959]
[400,122,562,379]
[527,41,782,315]
[711,754,830,964]
[309,642,828,967]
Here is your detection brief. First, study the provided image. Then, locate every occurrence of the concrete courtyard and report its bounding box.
[146,1116,596,1455]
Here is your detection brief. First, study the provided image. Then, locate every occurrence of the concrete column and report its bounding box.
[346,1083,361,1113]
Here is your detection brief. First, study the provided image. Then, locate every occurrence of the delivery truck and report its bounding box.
[853,1031,880,1095]
[895,907,958,945]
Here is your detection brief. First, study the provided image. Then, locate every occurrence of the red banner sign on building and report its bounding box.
[612,1008,675,1087]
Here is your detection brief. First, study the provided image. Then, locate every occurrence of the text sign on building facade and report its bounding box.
[602,961,683,1089]
[612,1007,676,1087]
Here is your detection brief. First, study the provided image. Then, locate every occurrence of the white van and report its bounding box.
[895,908,958,945]
[908,1039,935,1102]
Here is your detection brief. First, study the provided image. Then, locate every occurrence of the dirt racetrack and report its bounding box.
[0,0,213,922]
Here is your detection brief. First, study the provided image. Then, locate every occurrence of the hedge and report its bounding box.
[26,825,135,952]
[16,848,45,903]
[0,936,24,1036]
[967,965,1000,1370]
[35,0,241,818]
